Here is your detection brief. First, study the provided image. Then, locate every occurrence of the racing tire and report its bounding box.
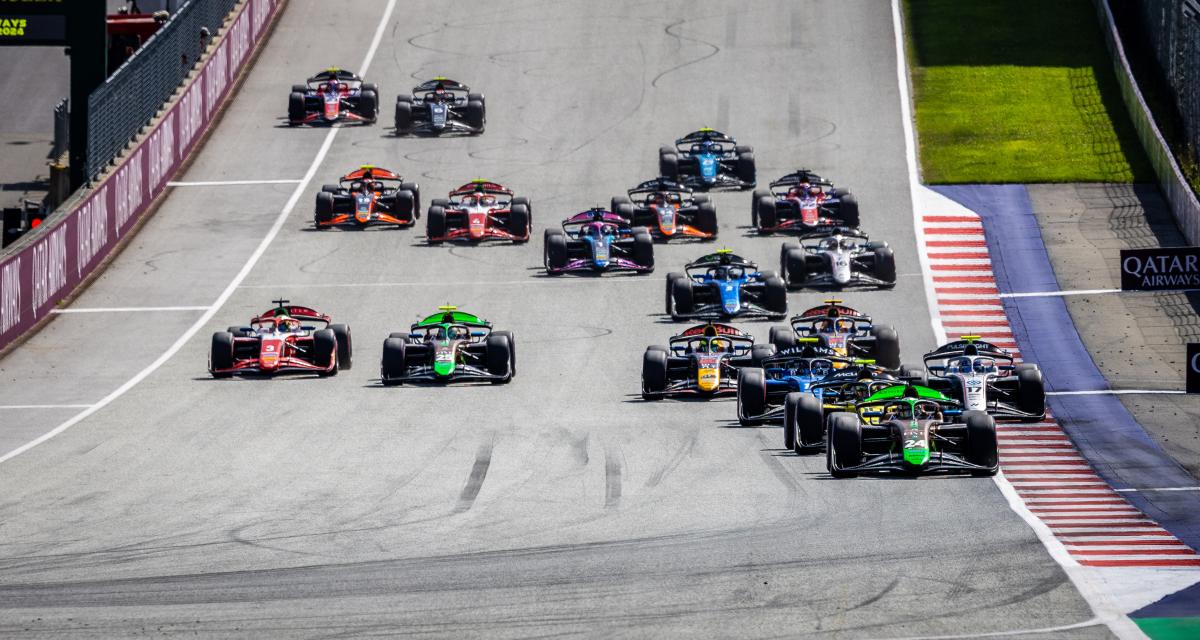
[737,367,767,425]
[485,333,513,383]
[288,92,305,125]
[791,392,825,452]
[314,329,338,377]
[763,275,788,318]
[964,410,1000,476]
[393,98,412,134]
[642,348,669,400]
[388,332,412,340]
[291,84,307,93]
[869,325,901,370]
[873,245,896,288]
[491,330,516,378]
[1017,366,1046,422]
[695,201,718,238]
[735,144,753,154]
[665,272,685,314]
[465,100,486,133]
[769,325,797,352]
[736,152,756,188]
[611,195,632,218]
[670,276,694,319]
[544,229,568,274]
[330,324,353,370]
[467,92,485,107]
[395,190,416,224]
[226,325,254,337]
[900,363,928,386]
[399,182,420,219]
[660,153,680,181]
[359,90,378,124]
[508,203,531,242]
[838,194,861,228]
[828,412,862,478]
[381,337,407,386]
[692,194,710,205]
[751,189,770,228]
[750,344,775,368]
[783,247,808,288]
[430,198,449,209]
[426,205,447,244]
[209,331,235,378]
[632,229,655,272]
[321,184,340,194]
[315,192,335,227]
[756,195,777,234]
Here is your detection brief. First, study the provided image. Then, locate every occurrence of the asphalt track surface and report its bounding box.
[0,1,1107,637]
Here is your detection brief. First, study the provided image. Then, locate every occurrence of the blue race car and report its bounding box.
[544,209,655,275]
[665,249,787,321]
[659,128,756,190]
[736,341,900,426]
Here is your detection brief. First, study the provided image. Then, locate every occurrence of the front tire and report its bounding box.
[330,323,353,370]
[737,367,767,425]
[642,348,668,400]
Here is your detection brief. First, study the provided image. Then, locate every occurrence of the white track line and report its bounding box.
[0,404,94,410]
[1047,389,1186,396]
[890,3,1145,638]
[166,179,304,187]
[239,278,658,289]
[0,0,400,466]
[51,306,211,314]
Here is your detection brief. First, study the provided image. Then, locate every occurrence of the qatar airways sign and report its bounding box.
[1188,344,1200,394]
[1120,247,1200,291]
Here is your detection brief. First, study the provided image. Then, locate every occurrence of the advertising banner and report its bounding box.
[1119,246,1200,291]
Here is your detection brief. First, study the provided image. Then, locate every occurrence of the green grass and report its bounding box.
[906,0,1153,184]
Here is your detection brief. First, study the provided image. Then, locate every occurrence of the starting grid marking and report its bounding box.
[922,214,1199,568]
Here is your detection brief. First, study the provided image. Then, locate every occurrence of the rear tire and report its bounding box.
[359,90,378,123]
[838,193,860,228]
[695,201,718,237]
[769,325,797,352]
[736,151,756,187]
[426,205,446,244]
[381,337,407,386]
[466,100,486,132]
[288,92,305,125]
[642,348,669,400]
[660,152,680,181]
[393,97,412,134]
[737,367,767,425]
[783,247,808,288]
[1017,366,1046,421]
[869,325,901,370]
[486,333,513,383]
[665,272,685,314]
[209,332,235,378]
[756,196,776,233]
[828,412,862,477]
[964,410,1000,475]
[791,392,825,452]
[764,276,787,317]
[315,193,335,227]
[314,328,338,377]
[670,276,694,318]
[900,363,928,386]
[611,195,632,218]
[873,245,896,287]
[508,203,531,242]
[545,229,568,273]
[330,324,353,370]
[633,230,655,271]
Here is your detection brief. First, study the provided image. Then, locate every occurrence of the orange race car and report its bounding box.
[314,165,420,230]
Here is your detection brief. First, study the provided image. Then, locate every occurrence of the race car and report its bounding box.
[826,384,999,477]
[394,77,485,135]
[380,306,514,385]
[659,128,755,190]
[914,336,1046,422]
[426,179,530,244]
[544,209,654,275]
[610,178,717,241]
[288,68,378,126]
[641,323,774,400]
[314,165,419,229]
[665,249,787,321]
[209,300,352,378]
[735,339,898,426]
[767,299,900,369]
[751,170,858,234]
[779,228,896,289]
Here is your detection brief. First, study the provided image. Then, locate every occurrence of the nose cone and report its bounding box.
[697,367,719,392]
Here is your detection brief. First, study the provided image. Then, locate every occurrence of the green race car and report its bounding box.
[380,306,515,385]
[825,384,999,478]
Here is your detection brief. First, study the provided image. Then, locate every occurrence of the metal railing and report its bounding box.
[85,0,239,179]
[51,98,69,160]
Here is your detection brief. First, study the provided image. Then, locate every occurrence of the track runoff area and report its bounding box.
[0,0,1190,637]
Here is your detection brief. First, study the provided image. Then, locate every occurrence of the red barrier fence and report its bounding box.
[0,0,283,351]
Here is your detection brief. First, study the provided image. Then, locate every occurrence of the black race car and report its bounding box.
[659,128,755,190]
[288,68,378,126]
[752,170,858,234]
[768,300,900,369]
[394,78,485,135]
[611,178,718,241]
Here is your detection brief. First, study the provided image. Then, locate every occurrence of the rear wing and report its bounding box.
[797,228,870,245]
[562,209,630,231]
[768,170,833,192]
[628,177,691,197]
[253,300,331,324]
[450,179,513,197]
[413,77,471,93]
[684,250,757,272]
[340,165,403,182]
[675,128,737,146]
[922,338,1014,365]
[307,68,361,84]
[668,322,754,353]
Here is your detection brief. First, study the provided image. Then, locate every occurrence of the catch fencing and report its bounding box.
[86,0,240,179]
[1095,0,1200,244]
[0,0,284,352]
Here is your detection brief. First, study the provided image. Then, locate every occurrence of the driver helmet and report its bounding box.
[433,82,447,99]
[652,192,668,206]
[973,357,996,373]
[712,266,729,280]
[811,360,832,378]
[835,319,854,332]
[711,339,729,353]
[807,185,822,197]
[601,224,616,235]
[480,194,497,207]
[277,315,300,332]
[949,356,971,373]
[448,326,468,341]
[915,401,940,420]
[327,78,341,93]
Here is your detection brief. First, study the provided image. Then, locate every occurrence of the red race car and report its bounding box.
[314,166,420,230]
[426,179,531,244]
[288,68,378,126]
[209,300,352,378]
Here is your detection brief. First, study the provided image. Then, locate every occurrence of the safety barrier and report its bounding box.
[0,0,284,351]
[86,0,240,180]
[1094,0,1200,245]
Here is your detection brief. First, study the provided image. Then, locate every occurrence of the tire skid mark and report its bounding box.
[604,445,622,508]
[651,18,721,88]
[455,438,494,513]
[644,431,698,488]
